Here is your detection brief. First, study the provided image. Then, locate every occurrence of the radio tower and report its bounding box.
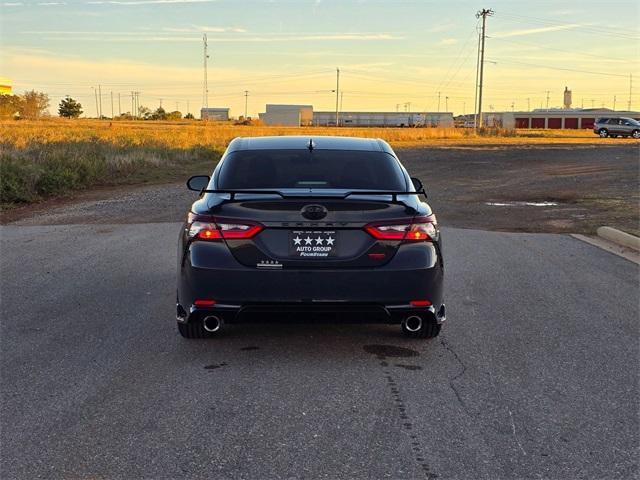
[203,34,209,109]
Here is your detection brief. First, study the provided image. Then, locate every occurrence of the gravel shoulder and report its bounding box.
[3,144,638,235]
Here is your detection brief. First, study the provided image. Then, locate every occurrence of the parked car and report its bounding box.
[176,136,445,339]
[593,117,640,138]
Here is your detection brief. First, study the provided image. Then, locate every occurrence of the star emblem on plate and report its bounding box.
[326,236,335,246]
[304,236,313,245]
[293,236,302,245]
[315,236,324,245]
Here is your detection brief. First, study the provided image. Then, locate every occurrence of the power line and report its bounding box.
[489,37,629,63]
[487,58,632,78]
[434,22,479,94]
[497,12,640,40]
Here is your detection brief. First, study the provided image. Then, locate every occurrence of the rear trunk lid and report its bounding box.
[210,194,416,268]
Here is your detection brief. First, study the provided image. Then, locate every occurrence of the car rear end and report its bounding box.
[176,137,445,338]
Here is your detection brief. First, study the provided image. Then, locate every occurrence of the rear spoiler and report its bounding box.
[193,188,427,202]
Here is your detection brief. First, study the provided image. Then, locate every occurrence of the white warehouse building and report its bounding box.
[201,107,230,121]
[313,111,454,127]
[259,104,314,126]
[259,104,454,128]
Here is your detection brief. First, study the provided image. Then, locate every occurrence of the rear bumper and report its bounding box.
[177,302,446,325]
[177,235,444,325]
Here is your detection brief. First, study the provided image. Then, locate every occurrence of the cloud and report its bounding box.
[162,25,246,33]
[2,2,23,5]
[37,1,67,4]
[492,24,582,38]
[33,31,402,42]
[86,0,215,4]
[428,23,456,33]
[438,38,457,46]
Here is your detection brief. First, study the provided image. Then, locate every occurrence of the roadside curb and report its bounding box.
[596,226,640,252]
[572,234,640,265]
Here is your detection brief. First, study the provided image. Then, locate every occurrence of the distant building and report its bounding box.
[478,108,640,129]
[201,107,230,121]
[563,86,572,109]
[259,104,313,126]
[313,111,454,127]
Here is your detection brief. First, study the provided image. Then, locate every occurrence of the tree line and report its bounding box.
[0,90,195,120]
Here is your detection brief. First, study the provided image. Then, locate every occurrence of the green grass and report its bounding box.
[0,140,221,206]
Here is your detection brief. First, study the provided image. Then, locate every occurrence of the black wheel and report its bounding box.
[598,128,609,138]
[632,130,640,139]
[177,321,210,339]
[401,315,441,339]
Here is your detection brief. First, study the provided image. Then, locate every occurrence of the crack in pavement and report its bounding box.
[439,336,470,416]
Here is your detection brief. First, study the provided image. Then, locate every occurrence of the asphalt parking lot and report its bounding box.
[1,221,637,479]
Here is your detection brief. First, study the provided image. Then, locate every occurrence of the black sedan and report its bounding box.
[177,136,445,339]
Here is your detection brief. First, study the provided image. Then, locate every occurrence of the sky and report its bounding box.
[1,0,639,117]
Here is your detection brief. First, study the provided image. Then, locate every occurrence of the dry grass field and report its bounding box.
[1,118,636,206]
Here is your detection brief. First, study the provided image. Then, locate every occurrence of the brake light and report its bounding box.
[194,299,216,306]
[365,215,438,242]
[410,299,432,307]
[187,214,263,241]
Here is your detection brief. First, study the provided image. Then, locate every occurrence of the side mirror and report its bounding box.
[187,175,210,192]
[411,177,424,192]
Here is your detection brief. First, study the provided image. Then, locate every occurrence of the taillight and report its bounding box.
[187,213,263,241]
[365,215,438,242]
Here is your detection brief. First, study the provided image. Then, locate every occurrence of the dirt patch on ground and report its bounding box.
[400,144,639,235]
[3,144,638,235]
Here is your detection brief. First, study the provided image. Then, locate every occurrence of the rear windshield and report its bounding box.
[217,149,407,190]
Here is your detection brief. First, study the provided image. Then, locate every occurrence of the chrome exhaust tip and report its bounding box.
[403,315,422,333]
[203,315,222,333]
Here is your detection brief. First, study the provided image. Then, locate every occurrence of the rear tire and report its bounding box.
[402,318,441,339]
[598,128,609,138]
[632,130,640,139]
[177,321,210,339]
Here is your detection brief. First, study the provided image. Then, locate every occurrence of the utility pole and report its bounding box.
[545,90,550,109]
[591,99,595,108]
[445,96,449,112]
[118,92,121,116]
[473,25,481,127]
[131,91,134,118]
[476,8,493,128]
[629,73,633,111]
[511,101,515,112]
[613,95,616,111]
[527,97,530,111]
[98,84,102,118]
[335,67,340,126]
[244,90,249,118]
[110,91,114,118]
[93,87,99,118]
[463,101,466,115]
[437,91,441,112]
[396,103,400,112]
[203,34,209,108]
[159,98,163,108]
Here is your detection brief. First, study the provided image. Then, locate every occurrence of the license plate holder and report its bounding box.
[289,230,338,258]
